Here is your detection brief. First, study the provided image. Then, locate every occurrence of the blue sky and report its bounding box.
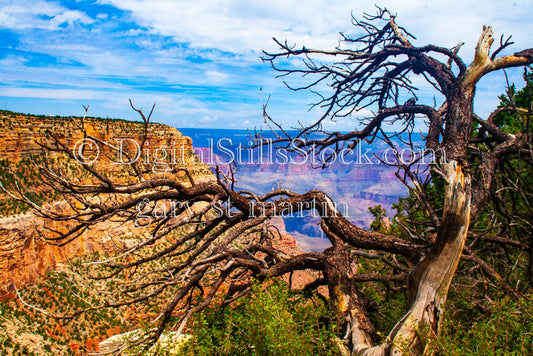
[0,0,532,130]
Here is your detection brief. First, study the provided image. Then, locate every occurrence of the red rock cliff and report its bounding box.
[0,110,211,297]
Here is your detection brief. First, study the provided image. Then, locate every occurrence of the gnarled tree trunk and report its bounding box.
[388,161,471,354]
[323,241,380,355]
[336,161,471,355]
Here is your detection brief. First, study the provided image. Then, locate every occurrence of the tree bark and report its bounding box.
[529,236,533,291]
[341,161,471,355]
[322,242,384,355]
[387,161,471,354]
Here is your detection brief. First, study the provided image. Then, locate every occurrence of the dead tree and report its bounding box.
[3,7,532,355]
[257,8,533,354]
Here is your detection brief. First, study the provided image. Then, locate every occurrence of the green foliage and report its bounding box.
[368,205,388,232]
[0,252,140,355]
[426,295,533,355]
[182,280,339,356]
[366,285,407,340]
[494,66,533,133]
[470,66,533,292]
[0,109,142,124]
[0,157,59,216]
[362,67,533,354]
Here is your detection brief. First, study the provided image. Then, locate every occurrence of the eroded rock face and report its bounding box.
[0,112,193,163]
[0,111,214,297]
[0,203,148,296]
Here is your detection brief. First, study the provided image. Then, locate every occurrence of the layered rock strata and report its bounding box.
[0,111,212,296]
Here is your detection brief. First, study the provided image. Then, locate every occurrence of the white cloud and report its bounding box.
[49,10,94,27]
[205,70,230,84]
[97,0,358,53]
[199,116,216,124]
[98,0,532,59]
[0,0,94,30]
[0,55,29,67]
[376,0,533,62]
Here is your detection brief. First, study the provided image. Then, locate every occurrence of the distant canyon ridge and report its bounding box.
[180,128,411,251]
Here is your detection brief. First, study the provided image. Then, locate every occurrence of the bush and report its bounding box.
[426,295,533,355]
[182,280,340,355]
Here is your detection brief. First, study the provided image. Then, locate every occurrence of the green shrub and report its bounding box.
[182,280,339,355]
[427,295,533,355]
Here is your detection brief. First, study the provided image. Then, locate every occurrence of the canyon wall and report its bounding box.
[0,110,211,297]
[0,111,193,162]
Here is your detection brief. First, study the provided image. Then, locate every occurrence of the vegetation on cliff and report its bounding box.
[0,109,214,354]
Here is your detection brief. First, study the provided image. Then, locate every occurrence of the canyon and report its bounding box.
[0,110,413,354]
[0,111,413,297]
[181,128,411,250]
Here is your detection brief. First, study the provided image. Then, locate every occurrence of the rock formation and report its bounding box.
[0,110,193,162]
[0,110,212,297]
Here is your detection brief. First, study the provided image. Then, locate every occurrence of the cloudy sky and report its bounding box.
[0,0,531,130]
